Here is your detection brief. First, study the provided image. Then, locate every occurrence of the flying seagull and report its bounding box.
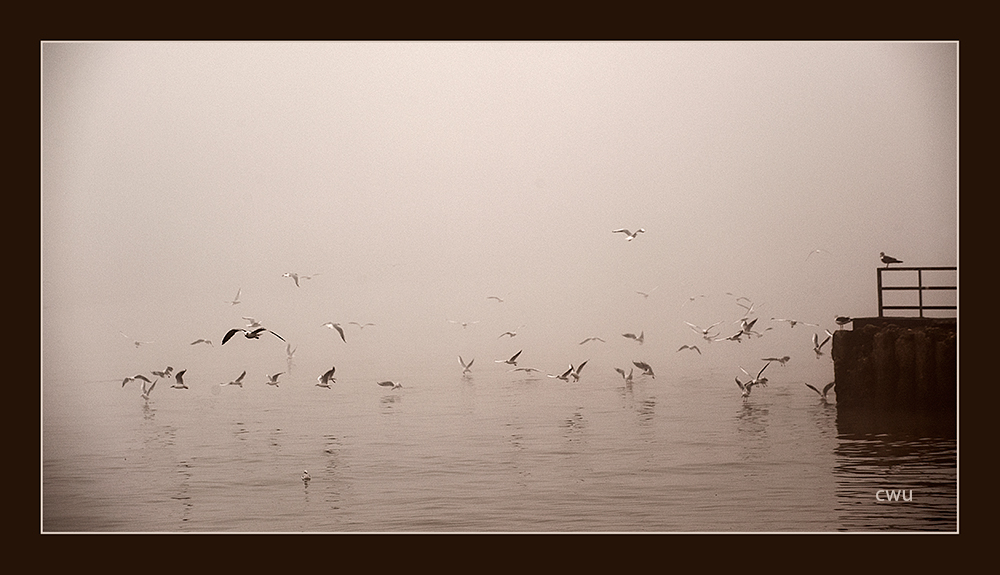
[120,332,153,348]
[140,379,157,401]
[226,288,242,305]
[486,295,505,303]
[222,327,286,345]
[508,366,542,375]
[282,272,319,287]
[880,252,903,268]
[632,360,655,379]
[579,337,606,345]
[242,316,263,329]
[548,365,575,381]
[190,338,213,346]
[150,366,174,379]
[813,331,832,358]
[636,286,658,298]
[459,356,475,374]
[740,362,771,389]
[805,381,836,402]
[377,380,402,390]
[322,322,347,342]
[612,228,645,241]
[348,322,376,329]
[317,367,336,388]
[495,350,523,367]
[806,249,830,261]
[761,355,791,366]
[677,345,702,355]
[171,369,188,389]
[770,318,818,329]
[286,344,296,372]
[122,374,152,387]
[498,325,525,339]
[265,372,283,387]
[448,320,480,329]
[735,376,763,402]
[615,367,634,385]
[686,321,723,337]
[623,331,645,344]
[222,370,247,387]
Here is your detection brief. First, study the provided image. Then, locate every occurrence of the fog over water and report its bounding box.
[42,42,957,531]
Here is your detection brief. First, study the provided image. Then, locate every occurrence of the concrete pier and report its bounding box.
[832,317,956,413]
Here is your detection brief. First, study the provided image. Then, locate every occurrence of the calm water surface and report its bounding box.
[43,364,956,532]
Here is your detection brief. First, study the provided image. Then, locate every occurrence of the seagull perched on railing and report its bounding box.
[880,252,903,268]
[612,228,645,241]
[805,381,836,403]
[222,327,285,345]
[835,316,853,330]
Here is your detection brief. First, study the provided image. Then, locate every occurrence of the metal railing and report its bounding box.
[877,266,957,318]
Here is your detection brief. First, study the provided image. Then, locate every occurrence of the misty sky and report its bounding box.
[42,41,957,383]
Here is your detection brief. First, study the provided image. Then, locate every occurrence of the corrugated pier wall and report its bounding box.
[832,317,956,412]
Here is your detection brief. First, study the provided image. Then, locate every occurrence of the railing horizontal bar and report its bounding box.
[880,286,957,291]
[881,305,957,310]
[879,266,956,271]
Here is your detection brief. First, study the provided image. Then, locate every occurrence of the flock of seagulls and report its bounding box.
[119,248,892,416]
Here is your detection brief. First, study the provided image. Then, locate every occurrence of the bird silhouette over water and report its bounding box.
[612,228,645,241]
[495,350,523,367]
[222,327,285,345]
[322,322,347,342]
[222,371,247,387]
[880,252,903,268]
[190,338,213,346]
[761,355,791,366]
[226,288,242,305]
[632,361,655,379]
[122,374,152,387]
[813,331,832,358]
[677,345,702,355]
[623,331,644,344]
[805,381,836,402]
[377,380,402,390]
[171,370,188,389]
[459,356,474,374]
[317,367,337,388]
[265,372,283,387]
[579,337,606,345]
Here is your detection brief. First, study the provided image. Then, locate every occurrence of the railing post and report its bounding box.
[918,269,924,318]
[877,268,884,317]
